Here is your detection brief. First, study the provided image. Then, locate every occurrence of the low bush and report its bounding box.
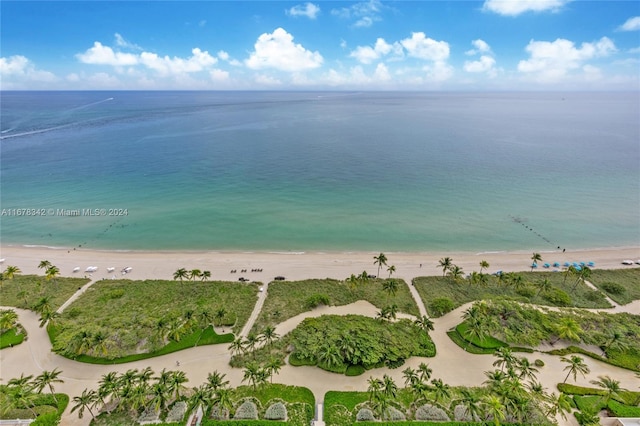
[557,383,605,396]
[304,294,331,309]
[453,405,480,422]
[608,400,640,417]
[415,404,450,421]
[345,364,366,376]
[264,402,287,420]
[234,401,258,420]
[383,406,406,421]
[515,286,536,298]
[534,359,545,367]
[600,282,625,295]
[288,352,316,367]
[356,408,376,421]
[429,297,454,317]
[542,288,571,306]
[385,358,406,369]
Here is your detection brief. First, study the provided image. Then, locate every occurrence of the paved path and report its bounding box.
[239,282,269,338]
[56,279,97,314]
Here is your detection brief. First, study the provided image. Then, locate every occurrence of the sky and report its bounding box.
[1,0,639,90]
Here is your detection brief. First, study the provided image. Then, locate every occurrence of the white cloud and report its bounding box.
[373,63,391,81]
[483,0,570,16]
[210,69,229,82]
[114,33,142,50]
[466,39,492,55]
[77,42,139,66]
[287,3,320,19]
[518,37,616,82]
[254,74,282,86]
[245,27,323,72]
[400,32,450,61]
[423,61,454,82]
[618,16,640,31]
[331,0,383,28]
[349,38,402,64]
[464,55,496,73]
[217,51,230,61]
[0,55,57,88]
[139,48,217,75]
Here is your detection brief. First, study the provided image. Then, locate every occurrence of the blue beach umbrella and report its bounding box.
[563,262,570,267]
[587,261,595,267]
[575,266,582,271]
[543,263,550,268]
[553,262,560,267]
[531,263,538,268]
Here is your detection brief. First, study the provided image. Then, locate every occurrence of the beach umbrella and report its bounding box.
[531,263,538,268]
[553,262,560,267]
[575,266,582,271]
[587,261,595,267]
[543,263,550,268]
[563,262,570,267]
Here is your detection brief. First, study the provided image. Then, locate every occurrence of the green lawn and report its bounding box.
[414,271,611,318]
[252,278,419,333]
[0,274,89,311]
[51,278,258,359]
[588,268,640,305]
[0,327,25,349]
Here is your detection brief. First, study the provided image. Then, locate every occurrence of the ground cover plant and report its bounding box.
[252,277,419,333]
[0,309,25,349]
[0,371,69,425]
[50,279,258,359]
[587,268,640,305]
[0,274,88,311]
[557,380,640,425]
[414,269,611,318]
[453,300,640,371]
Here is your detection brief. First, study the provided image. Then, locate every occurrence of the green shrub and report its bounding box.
[264,402,287,420]
[234,401,258,420]
[584,290,606,303]
[356,408,375,421]
[608,400,640,417]
[429,297,454,317]
[288,352,316,367]
[453,405,480,422]
[542,288,571,306]
[415,404,450,421]
[557,383,605,396]
[534,359,544,367]
[345,364,366,376]
[385,358,406,369]
[318,360,347,374]
[383,406,406,421]
[515,286,536,298]
[600,282,626,295]
[304,294,331,309]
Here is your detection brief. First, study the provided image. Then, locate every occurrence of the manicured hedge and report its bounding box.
[345,364,366,376]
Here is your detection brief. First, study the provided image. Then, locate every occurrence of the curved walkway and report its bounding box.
[2,280,639,426]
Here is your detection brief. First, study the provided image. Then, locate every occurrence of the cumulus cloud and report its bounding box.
[139,48,217,75]
[245,27,323,72]
[400,32,450,61]
[114,33,142,50]
[618,16,640,31]
[77,42,139,66]
[210,69,229,82]
[464,39,497,76]
[518,37,616,82]
[466,39,492,55]
[483,0,571,16]
[331,0,383,28]
[286,3,320,19]
[0,55,57,88]
[349,38,402,64]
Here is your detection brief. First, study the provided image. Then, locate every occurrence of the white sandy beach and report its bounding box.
[2,245,639,284]
[1,244,639,426]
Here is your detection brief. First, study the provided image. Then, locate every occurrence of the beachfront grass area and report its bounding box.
[51,279,258,359]
[0,389,69,424]
[413,271,611,317]
[0,274,89,311]
[252,278,419,333]
[587,268,640,305]
[459,300,640,371]
[0,327,25,349]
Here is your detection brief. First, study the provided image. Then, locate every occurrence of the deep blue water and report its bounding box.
[1,91,638,252]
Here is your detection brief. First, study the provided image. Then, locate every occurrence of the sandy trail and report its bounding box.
[1,245,639,426]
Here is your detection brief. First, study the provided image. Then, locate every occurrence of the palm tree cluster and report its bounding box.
[173,268,211,282]
[228,325,280,359]
[0,309,19,334]
[1,369,64,418]
[38,260,60,283]
[345,270,371,292]
[1,265,21,281]
[71,367,189,421]
[438,257,465,281]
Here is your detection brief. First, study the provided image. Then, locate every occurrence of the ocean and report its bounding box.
[1,91,638,252]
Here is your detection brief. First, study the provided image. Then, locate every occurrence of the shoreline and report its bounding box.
[2,244,638,283]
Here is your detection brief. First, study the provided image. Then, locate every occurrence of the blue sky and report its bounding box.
[1,0,639,90]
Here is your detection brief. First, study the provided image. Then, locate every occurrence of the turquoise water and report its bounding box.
[1,91,638,252]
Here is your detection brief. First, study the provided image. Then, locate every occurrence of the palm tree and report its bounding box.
[189,269,202,281]
[402,367,419,387]
[201,270,211,282]
[0,309,19,333]
[387,264,396,278]
[228,337,245,357]
[317,343,343,368]
[561,355,590,383]
[601,329,629,356]
[438,257,452,277]
[484,395,506,426]
[33,368,64,403]
[148,382,170,414]
[206,370,229,392]
[242,362,263,390]
[198,309,213,329]
[188,384,212,416]
[32,296,52,315]
[45,265,60,283]
[447,265,464,281]
[2,265,21,279]
[544,392,572,420]
[382,280,398,300]
[455,388,482,422]
[479,260,490,273]
[381,374,398,401]
[214,307,227,327]
[71,389,98,419]
[414,315,434,333]
[5,382,38,417]
[97,372,120,411]
[373,253,388,278]
[572,266,591,292]
[534,278,552,298]
[261,325,279,347]
[531,252,542,271]
[483,369,506,391]
[463,317,488,350]
[266,357,283,383]
[431,378,451,406]
[563,264,577,285]
[345,274,359,293]
[173,268,189,282]
[244,331,260,357]
[367,376,385,416]
[493,347,516,372]
[38,260,52,270]
[417,362,433,382]
[553,317,582,343]
[38,309,60,328]
[590,375,621,405]
[168,370,188,400]
[515,357,539,382]
[211,387,233,419]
